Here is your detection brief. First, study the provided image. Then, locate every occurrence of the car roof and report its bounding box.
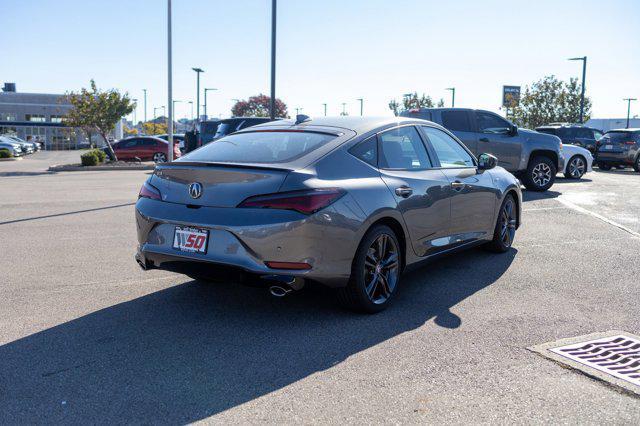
[244,116,433,135]
[607,128,640,132]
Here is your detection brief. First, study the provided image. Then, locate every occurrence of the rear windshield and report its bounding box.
[181,131,336,164]
[200,122,219,134]
[602,131,635,142]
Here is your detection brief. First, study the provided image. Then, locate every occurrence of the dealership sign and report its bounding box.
[502,86,521,107]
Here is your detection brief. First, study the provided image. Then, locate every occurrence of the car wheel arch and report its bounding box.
[357,214,408,272]
[529,149,558,169]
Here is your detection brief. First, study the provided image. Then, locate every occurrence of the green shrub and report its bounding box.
[94,149,107,163]
[0,148,12,159]
[81,151,99,166]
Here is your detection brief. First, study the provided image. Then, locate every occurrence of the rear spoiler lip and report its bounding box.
[156,161,294,172]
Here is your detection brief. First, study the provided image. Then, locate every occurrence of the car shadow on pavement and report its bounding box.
[0,247,516,424]
[0,203,136,226]
[522,190,561,202]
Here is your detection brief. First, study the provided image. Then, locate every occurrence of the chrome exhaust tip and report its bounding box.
[269,285,292,297]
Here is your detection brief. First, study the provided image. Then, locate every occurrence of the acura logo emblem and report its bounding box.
[188,182,203,199]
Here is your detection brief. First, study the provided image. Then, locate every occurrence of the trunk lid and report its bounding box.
[151,162,291,207]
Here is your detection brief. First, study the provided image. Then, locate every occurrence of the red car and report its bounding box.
[113,136,180,163]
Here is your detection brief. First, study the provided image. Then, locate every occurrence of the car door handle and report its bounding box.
[451,181,466,191]
[395,186,413,197]
[479,137,489,142]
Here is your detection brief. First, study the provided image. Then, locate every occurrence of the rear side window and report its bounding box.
[379,126,432,169]
[575,128,592,138]
[182,131,336,164]
[537,128,557,136]
[603,131,634,142]
[441,111,472,132]
[349,135,377,167]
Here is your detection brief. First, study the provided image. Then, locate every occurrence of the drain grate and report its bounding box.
[529,331,640,396]
[550,335,640,386]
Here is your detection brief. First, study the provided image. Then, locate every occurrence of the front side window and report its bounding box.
[182,131,336,163]
[379,126,432,170]
[476,112,510,134]
[421,126,475,168]
[441,111,472,132]
[593,130,604,140]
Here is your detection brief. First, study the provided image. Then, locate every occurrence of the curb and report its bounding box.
[48,164,155,172]
[0,157,23,162]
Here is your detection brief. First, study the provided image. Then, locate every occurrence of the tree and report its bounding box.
[64,80,135,160]
[231,94,288,118]
[142,121,168,136]
[510,75,592,129]
[388,92,436,116]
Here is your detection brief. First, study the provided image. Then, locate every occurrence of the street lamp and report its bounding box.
[192,67,205,121]
[295,107,303,116]
[269,0,277,120]
[204,88,217,121]
[624,98,637,128]
[322,103,327,116]
[153,106,164,134]
[142,89,147,123]
[132,99,138,125]
[188,101,194,120]
[445,87,455,107]
[568,56,587,123]
[172,100,182,118]
[341,103,347,115]
[356,98,363,116]
[167,0,174,161]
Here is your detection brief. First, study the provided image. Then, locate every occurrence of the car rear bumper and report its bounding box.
[596,152,634,164]
[135,197,361,287]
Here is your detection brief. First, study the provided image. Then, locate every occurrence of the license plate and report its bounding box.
[605,145,613,150]
[173,226,209,253]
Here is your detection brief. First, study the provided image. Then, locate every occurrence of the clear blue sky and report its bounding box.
[4,0,639,121]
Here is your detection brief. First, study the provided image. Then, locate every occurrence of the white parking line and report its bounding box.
[556,197,640,239]
[523,206,570,212]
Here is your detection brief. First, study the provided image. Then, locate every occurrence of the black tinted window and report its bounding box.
[379,126,431,169]
[603,131,635,142]
[182,131,335,163]
[476,112,510,134]
[537,128,557,136]
[349,135,377,167]
[442,111,472,132]
[575,128,592,138]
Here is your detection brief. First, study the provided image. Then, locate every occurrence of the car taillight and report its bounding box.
[138,181,161,200]
[238,188,345,215]
[624,141,636,145]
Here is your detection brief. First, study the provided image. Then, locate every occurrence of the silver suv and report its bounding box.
[400,108,564,191]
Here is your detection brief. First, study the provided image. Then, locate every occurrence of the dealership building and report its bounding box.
[0,82,91,150]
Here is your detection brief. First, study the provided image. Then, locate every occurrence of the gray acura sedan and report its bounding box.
[135,116,521,312]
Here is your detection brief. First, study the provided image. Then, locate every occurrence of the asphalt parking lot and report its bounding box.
[1,151,639,424]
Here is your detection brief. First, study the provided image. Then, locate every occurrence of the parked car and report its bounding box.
[6,135,39,152]
[134,116,522,313]
[535,124,603,156]
[561,144,593,179]
[198,117,277,147]
[0,138,23,157]
[197,119,221,146]
[1,135,34,154]
[400,108,564,191]
[595,129,640,171]
[112,136,181,163]
[155,133,186,153]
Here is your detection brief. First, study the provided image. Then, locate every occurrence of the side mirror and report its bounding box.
[478,153,498,170]
[508,124,518,136]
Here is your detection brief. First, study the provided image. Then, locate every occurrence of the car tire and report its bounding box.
[564,155,587,179]
[153,152,167,163]
[523,156,556,191]
[598,162,612,171]
[485,194,517,253]
[634,156,640,173]
[338,224,402,314]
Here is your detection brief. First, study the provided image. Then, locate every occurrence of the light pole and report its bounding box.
[172,100,182,119]
[295,107,302,116]
[153,107,163,134]
[132,99,138,125]
[188,101,194,120]
[341,103,347,115]
[192,67,204,121]
[445,87,455,107]
[624,98,637,128]
[204,88,217,121]
[322,103,327,116]
[568,56,587,123]
[167,0,174,161]
[356,98,363,116]
[143,89,147,123]
[270,0,277,119]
